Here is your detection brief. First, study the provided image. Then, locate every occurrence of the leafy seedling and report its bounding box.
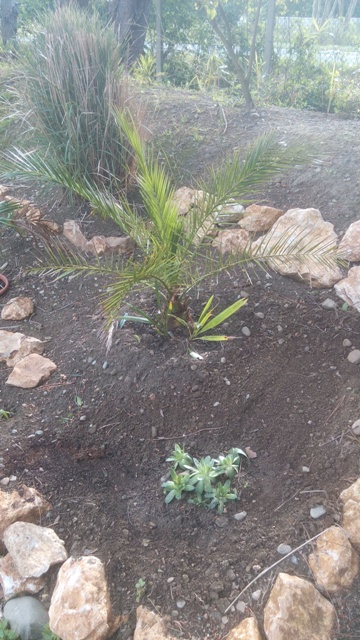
[162,469,196,503]
[215,448,247,479]
[185,456,219,495]
[0,409,13,420]
[166,444,192,470]
[205,480,238,513]
[135,578,146,603]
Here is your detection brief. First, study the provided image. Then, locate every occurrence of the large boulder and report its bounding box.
[1,297,34,321]
[252,208,343,288]
[335,266,360,312]
[0,331,26,362]
[263,572,336,640]
[172,187,196,216]
[239,204,284,233]
[49,556,121,640]
[308,526,359,592]
[63,220,134,256]
[338,220,360,262]
[134,606,175,640]
[6,354,57,388]
[4,522,68,578]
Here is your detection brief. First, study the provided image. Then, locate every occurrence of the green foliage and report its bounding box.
[14,6,137,190]
[0,621,18,640]
[41,625,60,640]
[163,445,247,512]
[0,409,13,420]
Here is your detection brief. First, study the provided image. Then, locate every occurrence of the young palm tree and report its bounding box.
[0,112,339,340]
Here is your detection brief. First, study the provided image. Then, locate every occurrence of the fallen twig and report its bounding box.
[324,394,346,424]
[224,527,332,614]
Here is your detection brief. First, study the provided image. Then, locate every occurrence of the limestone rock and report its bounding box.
[338,220,360,261]
[340,478,360,504]
[49,556,120,640]
[172,187,196,216]
[217,200,245,223]
[342,500,360,547]
[263,572,336,640]
[7,336,44,367]
[1,297,34,321]
[0,485,51,548]
[6,354,57,388]
[63,220,89,251]
[4,596,49,640]
[227,617,262,640]
[0,554,45,598]
[134,606,174,640]
[308,526,359,592]
[0,330,26,362]
[4,522,68,578]
[334,266,360,312]
[239,204,284,232]
[212,228,250,254]
[252,208,342,288]
[89,235,135,255]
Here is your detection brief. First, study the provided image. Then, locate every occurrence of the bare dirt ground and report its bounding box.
[1,88,360,639]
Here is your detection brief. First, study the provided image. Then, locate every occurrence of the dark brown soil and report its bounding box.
[1,89,360,639]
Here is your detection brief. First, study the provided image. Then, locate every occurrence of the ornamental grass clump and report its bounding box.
[15,7,137,190]
[162,445,247,513]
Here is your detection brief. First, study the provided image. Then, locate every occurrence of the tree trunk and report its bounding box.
[1,0,18,46]
[263,0,276,76]
[155,0,163,80]
[111,0,152,66]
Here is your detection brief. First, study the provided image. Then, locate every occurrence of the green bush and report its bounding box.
[16,7,137,190]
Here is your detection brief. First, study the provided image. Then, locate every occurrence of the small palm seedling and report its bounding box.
[205,480,238,513]
[166,444,192,470]
[215,447,247,479]
[162,469,196,503]
[135,578,147,603]
[185,456,220,495]
[174,295,247,342]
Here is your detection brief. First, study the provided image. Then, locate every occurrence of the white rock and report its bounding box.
[234,511,247,522]
[347,350,360,364]
[338,220,360,261]
[49,556,121,640]
[335,266,360,312]
[310,505,326,519]
[1,297,34,321]
[343,339,352,347]
[252,589,262,601]
[308,526,359,593]
[277,544,292,555]
[263,572,336,640]
[0,330,26,362]
[226,617,262,640]
[217,201,245,223]
[352,420,360,436]
[212,228,250,254]
[242,327,251,337]
[236,600,247,613]
[4,521,68,578]
[4,596,49,640]
[238,204,284,232]
[0,485,51,550]
[252,208,342,288]
[0,554,45,598]
[134,606,174,640]
[6,354,57,388]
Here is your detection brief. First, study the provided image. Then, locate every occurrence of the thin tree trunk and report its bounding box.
[247,0,262,81]
[112,0,151,66]
[155,0,162,80]
[1,0,18,46]
[263,0,276,76]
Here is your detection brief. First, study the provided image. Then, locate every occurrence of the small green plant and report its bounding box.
[41,625,60,640]
[135,577,147,603]
[166,443,192,470]
[0,620,19,640]
[162,445,248,513]
[0,409,13,420]
[162,469,196,503]
[175,295,247,342]
[205,480,237,513]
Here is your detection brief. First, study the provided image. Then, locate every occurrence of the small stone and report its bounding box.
[236,600,246,613]
[1,478,10,486]
[352,420,360,436]
[102,361,109,370]
[234,511,247,522]
[167,577,175,583]
[252,589,262,601]
[242,327,251,337]
[176,599,186,609]
[321,298,337,310]
[220,357,226,363]
[343,339,352,347]
[88,424,97,434]
[215,516,228,528]
[290,555,299,565]
[302,466,310,473]
[151,426,158,438]
[9,476,17,482]
[221,616,228,625]
[310,505,327,519]
[79,415,86,422]
[348,350,360,364]
[277,544,292,555]
[226,569,236,581]
[255,312,264,319]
